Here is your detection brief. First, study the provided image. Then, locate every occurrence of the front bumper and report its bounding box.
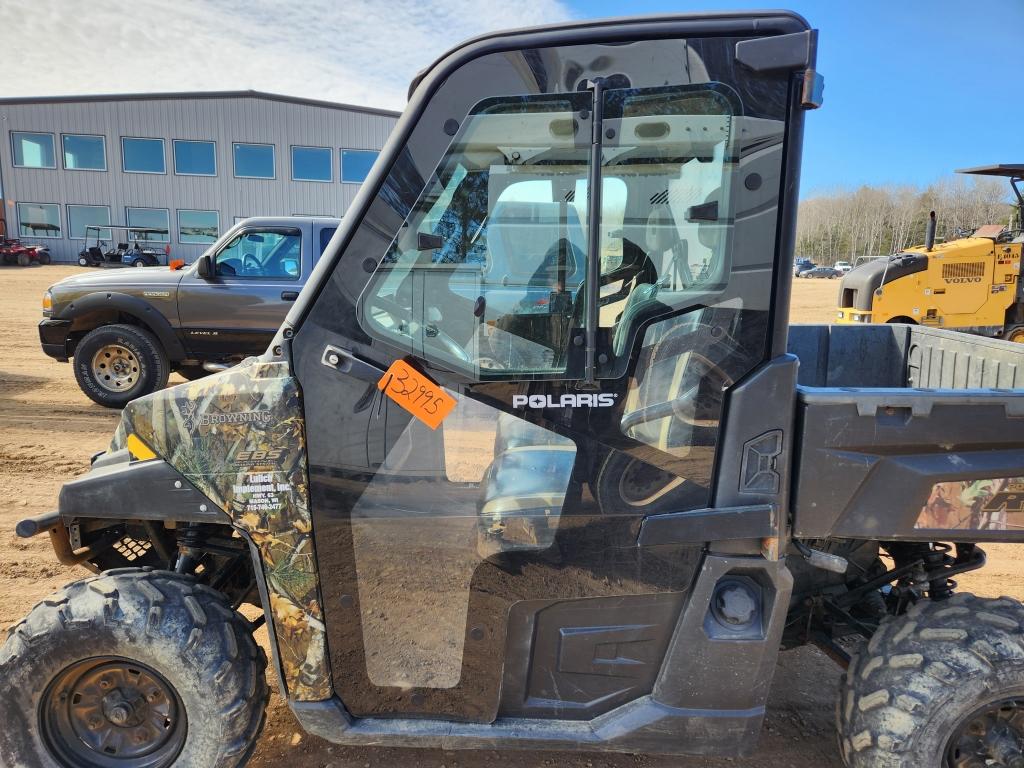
[38,318,72,361]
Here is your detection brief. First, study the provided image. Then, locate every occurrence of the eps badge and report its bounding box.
[513,393,618,409]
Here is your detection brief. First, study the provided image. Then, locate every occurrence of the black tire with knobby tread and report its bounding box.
[0,569,269,768]
[837,593,1024,768]
[73,324,170,408]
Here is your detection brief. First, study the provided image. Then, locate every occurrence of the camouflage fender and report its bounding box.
[111,357,330,701]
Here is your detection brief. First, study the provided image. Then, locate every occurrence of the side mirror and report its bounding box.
[417,232,445,251]
[196,254,213,279]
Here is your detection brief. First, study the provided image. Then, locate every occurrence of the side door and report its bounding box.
[291,25,799,727]
[177,225,305,357]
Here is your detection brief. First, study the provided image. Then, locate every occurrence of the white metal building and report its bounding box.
[0,91,399,263]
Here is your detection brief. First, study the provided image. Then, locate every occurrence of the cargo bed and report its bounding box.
[787,325,1024,541]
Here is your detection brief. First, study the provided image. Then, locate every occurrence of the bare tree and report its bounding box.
[796,175,1013,265]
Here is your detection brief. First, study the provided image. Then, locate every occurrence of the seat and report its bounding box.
[477,412,576,555]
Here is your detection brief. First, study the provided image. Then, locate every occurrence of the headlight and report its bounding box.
[42,290,53,317]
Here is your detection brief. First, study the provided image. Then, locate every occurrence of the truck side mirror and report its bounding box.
[417,232,445,251]
[196,254,213,279]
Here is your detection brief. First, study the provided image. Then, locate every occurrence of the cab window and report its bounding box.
[357,83,769,379]
[214,229,301,279]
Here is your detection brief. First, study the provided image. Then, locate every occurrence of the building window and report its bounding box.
[341,149,378,183]
[173,140,217,176]
[11,132,56,169]
[291,146,332,182]
[68,205,112,240]
[233,143,274,179]
[121,137,166,174]
[177,209,220,244]
[126,207,170,242]
[62,134,106,171]
[16,203,61,238]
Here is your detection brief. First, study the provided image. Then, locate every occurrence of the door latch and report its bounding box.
[321,344,384,383]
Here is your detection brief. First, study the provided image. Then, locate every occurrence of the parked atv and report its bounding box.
[0,220,51,265]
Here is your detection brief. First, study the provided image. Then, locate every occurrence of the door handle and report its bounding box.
[321,344,384,383]
[281,290,299,301]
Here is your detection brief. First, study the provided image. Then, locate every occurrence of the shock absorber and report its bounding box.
[175,523,204,574]
[923,542,956,601]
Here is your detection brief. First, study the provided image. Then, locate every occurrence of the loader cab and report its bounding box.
[272,12,818,748]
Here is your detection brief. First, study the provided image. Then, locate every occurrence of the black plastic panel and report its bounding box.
[499,593,684,719]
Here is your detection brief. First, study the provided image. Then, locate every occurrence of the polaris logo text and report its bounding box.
[512,393,617,409]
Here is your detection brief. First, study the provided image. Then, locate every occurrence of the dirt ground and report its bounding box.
[1,265,1021,768]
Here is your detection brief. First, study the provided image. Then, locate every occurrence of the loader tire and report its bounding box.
[837,593,1024,768]
[0,569,268,768]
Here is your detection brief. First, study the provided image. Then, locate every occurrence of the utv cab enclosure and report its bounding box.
[6,11,1024,768]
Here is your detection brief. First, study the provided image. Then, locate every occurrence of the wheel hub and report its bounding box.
[91,345,140,393]
[42,657,186,767]
[948,697,1024,768]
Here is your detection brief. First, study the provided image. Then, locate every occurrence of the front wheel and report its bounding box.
[132,258,146,268]
[73,324,170,407]
[1004,325,1024,344]
[838,593,1024,767]
[0,570,268,768]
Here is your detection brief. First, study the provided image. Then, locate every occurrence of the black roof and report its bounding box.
[0,89,399,118]
[956,164,1024,178]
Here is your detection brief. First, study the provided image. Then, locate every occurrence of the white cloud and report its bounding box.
[0,0,575,110]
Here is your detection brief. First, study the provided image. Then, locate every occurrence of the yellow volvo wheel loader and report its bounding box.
[837,164,1024,341]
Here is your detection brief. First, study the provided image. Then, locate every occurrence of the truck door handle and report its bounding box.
[321,344,384,383]
[281,290,299,301]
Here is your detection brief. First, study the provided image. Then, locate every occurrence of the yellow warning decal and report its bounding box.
[126,433,157,461]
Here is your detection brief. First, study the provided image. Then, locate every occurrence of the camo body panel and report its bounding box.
[916,477,1024,532]
[112,358,330,701]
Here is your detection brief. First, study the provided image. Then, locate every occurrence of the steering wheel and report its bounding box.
[369,296,473,365]
[242,253,261,275]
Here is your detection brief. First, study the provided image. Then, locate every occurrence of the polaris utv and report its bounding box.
[5,12,1024,768]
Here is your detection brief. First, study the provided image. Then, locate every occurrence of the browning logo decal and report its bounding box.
[916,478,1024,531]
[111,357,331,701]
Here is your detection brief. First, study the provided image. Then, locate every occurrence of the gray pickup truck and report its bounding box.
[39,216,340,407]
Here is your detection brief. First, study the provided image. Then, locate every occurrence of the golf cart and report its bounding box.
[77,224,168,268]
[0,219,52,266]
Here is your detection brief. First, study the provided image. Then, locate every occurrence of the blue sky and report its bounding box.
[4,0,1020,196]
[565,0,1024,194]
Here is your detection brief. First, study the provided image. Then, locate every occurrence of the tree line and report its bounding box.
[796,175,1016,265]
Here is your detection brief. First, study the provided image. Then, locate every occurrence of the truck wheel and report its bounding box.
[1004,325,1024,344]
[0,569,268,768]
[837,593,1024,768]
[73,324,170,408]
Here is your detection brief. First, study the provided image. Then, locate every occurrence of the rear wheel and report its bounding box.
[1004,325,1024,344]
[17,252,30,266]
[73,325,169,408]
[0,569,268,768]
[38,252,52,265]
[838,593,1024,768]
[132,259,146,268]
